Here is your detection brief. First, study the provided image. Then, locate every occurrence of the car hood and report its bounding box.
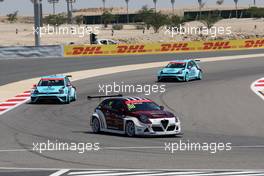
[36,86,64,93]
[161,68,184,73]
[129,110,174,119]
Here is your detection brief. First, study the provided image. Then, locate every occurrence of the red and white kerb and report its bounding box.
[251,78,264,101]
[0,90,31,115]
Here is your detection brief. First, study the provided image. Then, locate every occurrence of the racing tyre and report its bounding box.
[30,98,37,104]
[125,121,135,137]
[184,73,190,82]
[197,71,203,80]
[72,89,77,102]
[92,117,101,133]
[65,96,70,104]
[157,76,162,82]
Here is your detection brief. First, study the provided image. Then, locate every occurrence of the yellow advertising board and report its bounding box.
[64,38,264,57]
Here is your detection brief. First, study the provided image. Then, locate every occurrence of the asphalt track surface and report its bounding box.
[1,49,264,86]
[0,50,264,174]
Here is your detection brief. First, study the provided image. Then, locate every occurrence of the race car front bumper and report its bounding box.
[31,94,68,103]
[134,118,181,136]
[158,73,185,81]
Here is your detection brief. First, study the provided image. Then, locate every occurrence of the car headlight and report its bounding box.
[59,88,64,94]
[139,115,151,124]
[176,70,183,74]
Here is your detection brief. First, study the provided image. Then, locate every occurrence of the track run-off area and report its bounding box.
[0,49,264,173]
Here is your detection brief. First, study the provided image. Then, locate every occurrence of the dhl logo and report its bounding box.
[116,45,146,53]
[160,43,190,52]
[244,40,264,48]
[70,46,103,55]
[203,42,232,50]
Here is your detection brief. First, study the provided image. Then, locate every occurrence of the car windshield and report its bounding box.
[126,101,161,112]
[38,79,64,86]
[166,62,186,68]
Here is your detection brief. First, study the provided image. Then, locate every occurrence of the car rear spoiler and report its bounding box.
[66,75,72,78]
[194,59,201,62]
[87,94,123,100]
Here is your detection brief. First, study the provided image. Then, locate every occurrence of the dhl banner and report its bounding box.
[64,38,264,57]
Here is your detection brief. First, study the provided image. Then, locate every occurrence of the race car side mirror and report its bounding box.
[32,84,37,88]
[160,106,164,110]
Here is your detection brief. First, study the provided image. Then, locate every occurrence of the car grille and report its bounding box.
[152,126,163,132]
[38,92,59,94]
[38,96,58,100]
[167,125,176,131]
[161,120,169,129]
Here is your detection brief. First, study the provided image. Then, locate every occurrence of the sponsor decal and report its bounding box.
[117,45,147,53]
[70,46,103,55]
[160,43,190,52]
[244,39,264,48]
[203,41,232,50]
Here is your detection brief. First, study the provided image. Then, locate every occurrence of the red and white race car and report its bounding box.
[88,95,181,137]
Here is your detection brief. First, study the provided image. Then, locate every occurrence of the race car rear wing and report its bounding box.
[87,94,123,100]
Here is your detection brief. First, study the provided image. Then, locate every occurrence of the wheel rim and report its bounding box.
[126,122,135,136]
[93,118,100,132]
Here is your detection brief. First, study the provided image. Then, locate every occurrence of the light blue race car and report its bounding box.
[31,75,77,104]
[157,60,203,82]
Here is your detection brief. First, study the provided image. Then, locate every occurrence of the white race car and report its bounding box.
[88,95,181,137]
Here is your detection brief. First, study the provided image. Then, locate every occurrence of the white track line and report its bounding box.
[0,144,264,154]
[182,171,264,176]
[131,172,204,176]
[50,169,70,176]
[57,171,264,176]
[68,171,115,175]
[68,171,153,176]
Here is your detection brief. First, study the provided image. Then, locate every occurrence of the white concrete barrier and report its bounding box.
[0,45,63,59]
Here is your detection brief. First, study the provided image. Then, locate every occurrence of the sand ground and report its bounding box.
[0,18,263,46]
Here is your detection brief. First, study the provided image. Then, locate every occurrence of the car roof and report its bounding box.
[170,59,192,63]
[41,75,65,79]
[104,97,152,101]
[98,39,116,41]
